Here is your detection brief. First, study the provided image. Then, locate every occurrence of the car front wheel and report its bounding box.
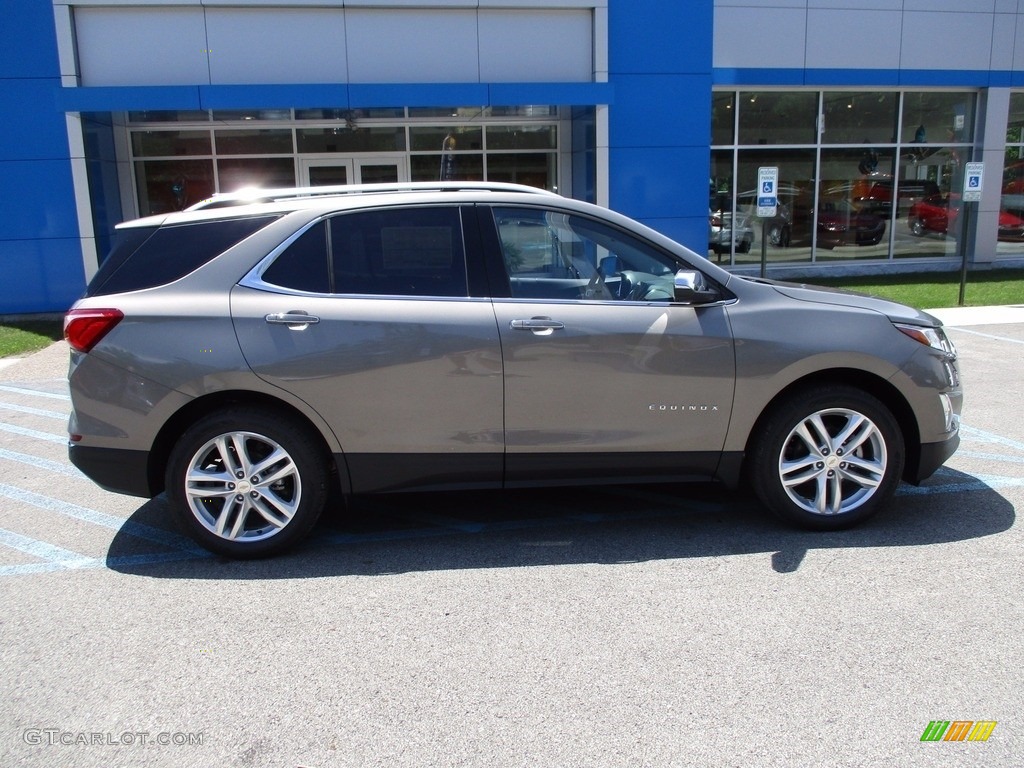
[165,408,329,558]
[749,386,904,530]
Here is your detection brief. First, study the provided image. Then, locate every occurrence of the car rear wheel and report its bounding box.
[909,217,925,236]
[166,408,329,558]
[749,386,904,530]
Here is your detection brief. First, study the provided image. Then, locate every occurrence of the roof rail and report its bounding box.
[186,181,558,210]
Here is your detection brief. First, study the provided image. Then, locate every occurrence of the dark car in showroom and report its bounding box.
[739,185,886,249]
[64,182,961,558]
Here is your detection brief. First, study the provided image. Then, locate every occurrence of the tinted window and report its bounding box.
[88,215,279,297]
[329,207,467,297]
[261,222,331,293]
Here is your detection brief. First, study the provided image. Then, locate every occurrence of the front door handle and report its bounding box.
[265,312,320,330]
[510,317,564,336]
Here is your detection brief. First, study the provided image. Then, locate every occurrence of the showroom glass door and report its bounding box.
[300,157,408,186]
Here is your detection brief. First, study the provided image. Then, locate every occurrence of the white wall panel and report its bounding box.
[478,10,592,82]
[808,0,903,8]
[713,7,807,69]
[903,0,994,11]
[805,9,901,70]
[205,8,348,85]
[990,13,1018,71]
[900,11,994,70]
[74,7,208,86]
[345,9,479,83]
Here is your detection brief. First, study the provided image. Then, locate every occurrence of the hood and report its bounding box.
[744,277,941,326]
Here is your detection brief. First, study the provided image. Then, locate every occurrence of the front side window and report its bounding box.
[493,207,682,302]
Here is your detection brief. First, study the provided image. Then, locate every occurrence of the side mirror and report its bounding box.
[674,270,718,304]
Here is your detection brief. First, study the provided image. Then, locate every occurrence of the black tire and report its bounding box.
[909,218,925,236]
[737,238,751,254]
[748,386,904,531]
[165,407,329,558]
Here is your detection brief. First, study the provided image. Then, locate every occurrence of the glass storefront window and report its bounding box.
[821,91,898,145]
[296,127,406,154]
[818,148,896,261]
[711,92,735,146]
[134,159,214,216]
[131,131,212,157]
[411,153,484,182]
[128,110,210,123]
[295,108,405,120]
[409,126,483,152]
[735,149,816,265]
[215,129,294,155]
[712,89,981,265]
[216,158,295,192]
[901,92,976,144]
[999,93,1024,255]
[212,109,292,122]
[124,107,560,215]
[486,153,557,190]
[737,91,818,146]
[486,125,557,150]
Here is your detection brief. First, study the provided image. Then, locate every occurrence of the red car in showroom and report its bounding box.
[908,192,1024,241]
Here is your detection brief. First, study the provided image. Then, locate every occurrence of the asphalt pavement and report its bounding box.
[0,306,1021,767]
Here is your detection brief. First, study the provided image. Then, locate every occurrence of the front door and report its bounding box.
[483,205,737,485]
[300,156,408,186]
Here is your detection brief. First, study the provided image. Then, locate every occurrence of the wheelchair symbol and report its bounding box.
[968,177,980,188]
[762,181,773,193]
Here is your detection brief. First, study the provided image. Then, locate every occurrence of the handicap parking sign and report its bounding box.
[963,162,984,202]
[757,167,778,217]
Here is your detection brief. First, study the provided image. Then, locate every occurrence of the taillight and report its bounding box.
[64,308,124,353]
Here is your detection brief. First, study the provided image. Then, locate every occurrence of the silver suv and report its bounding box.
[64,182,962,558]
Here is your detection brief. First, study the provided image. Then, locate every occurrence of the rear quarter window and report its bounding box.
[87,215,280,297]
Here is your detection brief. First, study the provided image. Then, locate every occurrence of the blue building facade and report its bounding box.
[2,0,1022,313]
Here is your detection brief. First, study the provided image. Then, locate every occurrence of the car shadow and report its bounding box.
[104,466,1016,579]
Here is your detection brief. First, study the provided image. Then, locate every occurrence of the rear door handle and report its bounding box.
[265,312,320,329]
[510,318,564,335]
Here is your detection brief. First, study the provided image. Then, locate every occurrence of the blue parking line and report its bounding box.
[0,384,69,401]
[0,527,94,570]
[955,450,1024,465]
[0,483,207,554]
[0,529,212,577]
[0,401,68,420]
[0,422,67,444]
[960,425,1024,453]
[951,327,1024,346]
[0,447,82,478]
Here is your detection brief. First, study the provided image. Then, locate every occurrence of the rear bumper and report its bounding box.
[69,444,153,498]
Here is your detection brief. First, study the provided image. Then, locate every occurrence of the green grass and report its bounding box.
[805,268,1024,310]
[0,319,64,359]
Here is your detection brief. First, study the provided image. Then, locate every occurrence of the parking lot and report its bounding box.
[1,309,1022,767]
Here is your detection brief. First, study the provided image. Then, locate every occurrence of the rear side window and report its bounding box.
[87,215,279,297]
[331,207,467,297]
[258,206,468,297]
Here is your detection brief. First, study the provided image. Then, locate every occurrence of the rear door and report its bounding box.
[231,204,504,493]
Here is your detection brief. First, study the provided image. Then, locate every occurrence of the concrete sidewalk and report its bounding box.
[924,304,1024,327]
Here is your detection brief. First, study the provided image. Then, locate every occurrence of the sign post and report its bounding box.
[959,162,984,306]
[757,167,779,278]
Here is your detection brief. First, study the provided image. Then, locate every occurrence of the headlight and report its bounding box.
[894,323,956,356]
